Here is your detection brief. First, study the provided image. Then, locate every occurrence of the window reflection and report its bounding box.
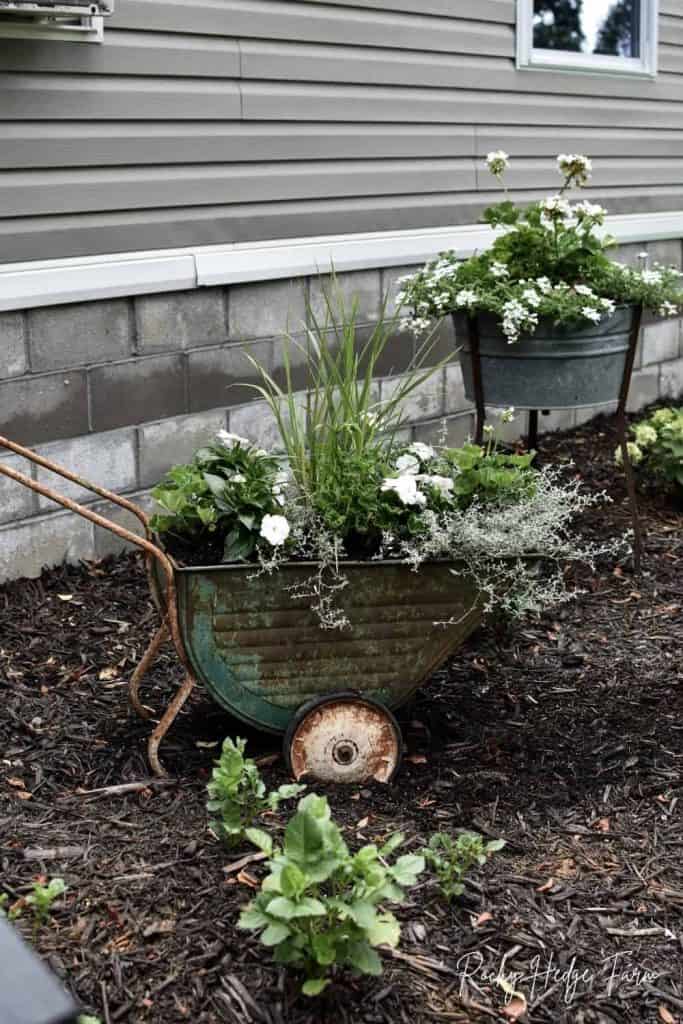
[533,0,640,58]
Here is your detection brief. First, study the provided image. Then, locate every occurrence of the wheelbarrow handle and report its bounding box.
[0,434,150,536]
[0,458,192,676]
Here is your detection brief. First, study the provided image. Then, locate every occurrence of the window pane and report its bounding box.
[533,0,641,58]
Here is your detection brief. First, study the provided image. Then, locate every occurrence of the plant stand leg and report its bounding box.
[616,304,644,574]
[527,409,539,451]
[148,673,197,777]
[468,315,486,445]
[129,622,169,720]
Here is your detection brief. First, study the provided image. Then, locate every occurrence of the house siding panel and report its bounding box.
[0,0,682,263]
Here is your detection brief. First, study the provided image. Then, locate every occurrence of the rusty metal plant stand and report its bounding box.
[0,436,196,777]
[466,305,644,572]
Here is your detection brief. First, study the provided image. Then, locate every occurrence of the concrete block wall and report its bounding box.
[1,250,682,583]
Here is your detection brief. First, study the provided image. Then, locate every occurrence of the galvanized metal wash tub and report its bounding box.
[457,305,637,409]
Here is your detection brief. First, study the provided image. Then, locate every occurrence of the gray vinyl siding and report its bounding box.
[0,0,682,262]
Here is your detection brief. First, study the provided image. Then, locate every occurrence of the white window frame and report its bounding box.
[0,14,103,40]
[516,0,659,78]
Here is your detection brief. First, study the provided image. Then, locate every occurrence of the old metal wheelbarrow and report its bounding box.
[0,435,485,782]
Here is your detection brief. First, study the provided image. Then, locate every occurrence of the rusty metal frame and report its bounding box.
[0,434,197,776]
[464,307,644,571]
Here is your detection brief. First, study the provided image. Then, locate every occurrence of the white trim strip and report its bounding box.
[1,211,682,313]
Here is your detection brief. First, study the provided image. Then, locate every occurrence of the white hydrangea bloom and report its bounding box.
[486,150,509,176]
[614,442,643,467]
[259,514,290,546]
[395,453,421,475]
[634,423,658,448]
[381,475,427,507]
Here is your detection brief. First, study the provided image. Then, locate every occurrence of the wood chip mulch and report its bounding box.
[0,407,681,1024]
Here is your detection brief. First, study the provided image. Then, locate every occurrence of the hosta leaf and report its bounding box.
[284,811,324,863]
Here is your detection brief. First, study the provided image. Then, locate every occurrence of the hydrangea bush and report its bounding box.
[398,153,683,343]
[615,406,683,494]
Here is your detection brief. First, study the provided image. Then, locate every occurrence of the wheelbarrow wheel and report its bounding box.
[283,692,402,784]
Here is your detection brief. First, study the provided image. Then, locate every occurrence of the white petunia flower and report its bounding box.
[536,277,553,294]
[230,474,246,484]
[395,453,421,475]
[408,442,435,462]
[600,297,616,315]
[522,288,541,307]
[217,430,250,449]
[381,474,427,507]
[574,284,594,296]
[659,300,678,317]
[259,514,290,546]
[486,150,509,176]
[581,306,602,324]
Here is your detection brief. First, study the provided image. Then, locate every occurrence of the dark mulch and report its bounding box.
[1,409,682,1024]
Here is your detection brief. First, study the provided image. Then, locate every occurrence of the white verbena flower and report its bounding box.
[581,306,603,324]
[408,442,435,462]
[381,474,427,507]
[486,150,509,177]
[490,261,510,279]
[217,430,250,449]
[259,514,290,546]
[395,453,421,475]
[455,289,478,309]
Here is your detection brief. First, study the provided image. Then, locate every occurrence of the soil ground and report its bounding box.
[1,409,681,1024]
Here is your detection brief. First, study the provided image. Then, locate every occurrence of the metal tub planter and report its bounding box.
[458,304,639,410]
[0,433,484,784]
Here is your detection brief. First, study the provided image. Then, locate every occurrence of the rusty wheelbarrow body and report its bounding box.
[0,435,485,782]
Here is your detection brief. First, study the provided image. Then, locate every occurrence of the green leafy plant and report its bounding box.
[23,878,67,935]
[423,832,504,903]
[239,794,424,996]
[78,1017,103,1024]
[245,277,445,553]
[207,738,305,848]
[400,153,682,342]
[616,406,683,493]
[150,433,284,562]
[0,892,21,921]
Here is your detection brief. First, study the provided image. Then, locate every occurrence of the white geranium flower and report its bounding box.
[259,514,290,547]
[557,153,592,185]
[500,407,516,424]
[381,475,427,507]
[581,306,602,324]
[541,195,573,221]
[574,200,606,223]
[217,430,250,449]
[486,150,509,176]
[408,442,435,462]
[574,284,594,296]
[395,453,421,475]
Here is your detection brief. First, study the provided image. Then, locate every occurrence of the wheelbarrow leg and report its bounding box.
[129,622,169,720]
[148,672,197,777]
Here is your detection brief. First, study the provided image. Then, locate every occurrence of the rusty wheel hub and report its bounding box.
[284,694,402,784]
